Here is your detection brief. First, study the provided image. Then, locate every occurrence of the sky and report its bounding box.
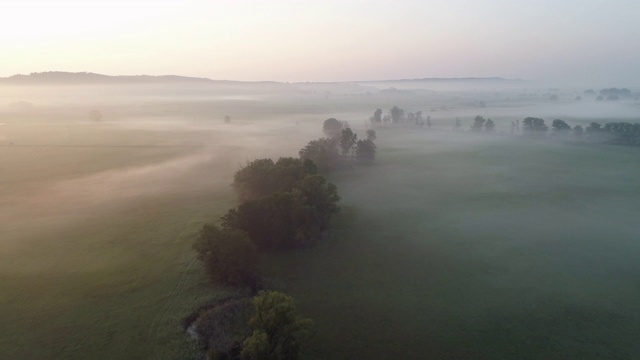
[1,0,639,85]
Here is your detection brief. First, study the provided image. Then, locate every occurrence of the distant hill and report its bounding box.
[359,77,523,83]
[0,72,522,85]
[0,72,267,85]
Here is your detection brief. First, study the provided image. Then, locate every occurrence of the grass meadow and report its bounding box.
[269,130,640,359]
[1,87,639,359]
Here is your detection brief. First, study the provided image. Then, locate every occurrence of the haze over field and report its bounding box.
[2,1,640,359]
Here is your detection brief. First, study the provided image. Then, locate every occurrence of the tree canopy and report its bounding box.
[369,108,382,125]
[366,129,377,141]
[390,106,405,124]
[193,225,261,288]
[322,118,342,138]
[339,128,357,156]
[355,139,376,163]
[223,174,340,250]
[241,291,313,360]
[298,138,339,173]
[471,116,486,131]
[233,158,317,203]
[485,119,495,132]
[522,117,548,135]
[552,119,571,131]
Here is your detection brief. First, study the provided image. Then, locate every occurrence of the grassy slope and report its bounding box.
[267,129,640,359]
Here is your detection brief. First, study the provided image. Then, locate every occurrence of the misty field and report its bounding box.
[1,86,640,359]
[269,130,640,359]
[0,115,312,359]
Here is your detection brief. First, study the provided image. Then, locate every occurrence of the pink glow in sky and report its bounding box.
[1,0,639,85]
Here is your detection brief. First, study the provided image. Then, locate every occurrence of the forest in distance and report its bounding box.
[1,75,640,360]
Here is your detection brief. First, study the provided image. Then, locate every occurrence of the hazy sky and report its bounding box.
[1,0,639,84]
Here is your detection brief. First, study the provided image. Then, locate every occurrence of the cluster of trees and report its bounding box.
[194,157,341,289]
[190,115,384,358]
[193,128,352,360]
[470,116,495,132]
[454,115,640,147]
[224,159,340,251]
[599,88,632,97]
[583,88,637,101]
[369,106,431,127]
[302,118,377,172]
[190,132,351,358]
[518,117,640,146]
[192,158,339,358]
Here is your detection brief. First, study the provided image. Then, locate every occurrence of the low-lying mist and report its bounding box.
[1,80,639,359]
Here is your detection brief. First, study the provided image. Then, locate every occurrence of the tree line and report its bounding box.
[466,116,640,147]
[517,117,640,146]
[368,106,432,127]
[188,118,379,359]
[300,118,377,172]
[366,104,640,147]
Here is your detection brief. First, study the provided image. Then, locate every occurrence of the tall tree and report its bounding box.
[522,117,548,135]
[339,127,357,156]
[573,125,584,138]
[369,108,383,125]
[407,112,416,124]
[299,138,339,173]
[390,106,405,123]
[297,174,341,232]
[552,119,571,131]
[355,139,376,163]
[322,118,342,138]
[551,119,572,139]
[366,129,377,141]
[415,111,424,125]
[485,119,495,132]
[471,116,486,131]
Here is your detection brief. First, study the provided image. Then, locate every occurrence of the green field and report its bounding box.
[269,130,640,359]
[0,122,254,359]
[1,88,640,359]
